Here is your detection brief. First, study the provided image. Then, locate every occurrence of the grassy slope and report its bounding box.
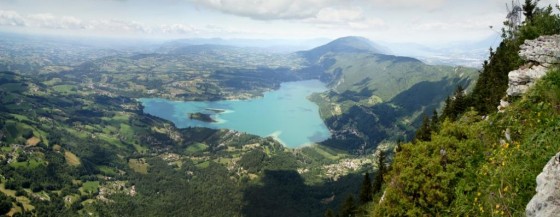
[373,67,560,216]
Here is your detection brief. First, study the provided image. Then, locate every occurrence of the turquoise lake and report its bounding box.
[139,80,331,148]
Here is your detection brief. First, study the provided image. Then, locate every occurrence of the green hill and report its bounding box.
[297,37,478,151]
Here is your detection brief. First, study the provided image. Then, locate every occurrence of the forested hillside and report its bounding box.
[299,38,478,152]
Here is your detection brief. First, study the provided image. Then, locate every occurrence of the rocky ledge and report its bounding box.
[519,35,560,65]
[506,35,560,97]
[526,153,560,217]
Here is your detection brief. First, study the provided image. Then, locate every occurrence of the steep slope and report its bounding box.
[297,37,478,151]
[374,66,560,216]
[367,7,560,216]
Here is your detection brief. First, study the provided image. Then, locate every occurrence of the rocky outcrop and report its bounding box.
[519,35,560,65]
[526,153,560,217]
[506,35,560,97]
[506,64,549,96]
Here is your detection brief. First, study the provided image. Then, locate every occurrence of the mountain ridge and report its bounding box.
[298,36,389,63]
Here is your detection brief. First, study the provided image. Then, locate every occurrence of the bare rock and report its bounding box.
[506,65,548,96]
[497,99,510,113]
[506,35,560,97]
[526,153,560,217]
[519,35,560,64]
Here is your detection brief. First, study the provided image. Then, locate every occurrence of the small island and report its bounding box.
[188,112,217,123]
[205,108,226,113]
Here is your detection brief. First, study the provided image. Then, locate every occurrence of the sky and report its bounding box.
[0,0,558,44]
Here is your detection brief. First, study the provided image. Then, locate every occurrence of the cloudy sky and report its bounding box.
[0,0,558,43]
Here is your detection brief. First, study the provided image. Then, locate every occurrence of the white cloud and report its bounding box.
[306,7,386,30]
[348,18,386,29]
[189,0,451,20]
[0,11,89,29]
[160,24,196,34]
[315,7,364,23]
[412,13,504,31]
[0,10,26,26]
[368,0,446,9]
[0,10,270,37]
[27,13,87,29]
[190,0,336,20]
[90,19,153,33]
[3,0,552,43]
[0,10,159,34]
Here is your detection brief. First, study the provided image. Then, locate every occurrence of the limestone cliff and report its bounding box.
[506,35,560,97]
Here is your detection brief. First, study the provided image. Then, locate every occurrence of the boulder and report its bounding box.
[506,65,548,96]
[497,99,510,113]
[526,153,560,217]
[519,35,560,64]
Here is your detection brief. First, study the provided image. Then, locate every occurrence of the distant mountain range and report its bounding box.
[159,34,500,67]
[157,37,332,53]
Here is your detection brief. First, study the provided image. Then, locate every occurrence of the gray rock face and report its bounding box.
[507,35,560,97]
[519,35,560,65]
[526,153,560,217]
[506,65,549,96]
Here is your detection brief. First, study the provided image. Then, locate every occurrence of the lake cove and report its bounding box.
[139,80,331,148]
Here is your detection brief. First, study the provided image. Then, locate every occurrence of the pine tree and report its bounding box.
[372,150,386,194]
[441,85,468,121]
[442,96,453,120]
[453,85,467,117]
[359,173,373,204]
[523,0,539,22]
[339,195,356,217]
[395,138,403,153]
[414,115,432,142]
[324,208,335,217]
[430,110,439,132]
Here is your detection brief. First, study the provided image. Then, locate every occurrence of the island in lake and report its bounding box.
[205,108,226,113]
[188,112,217,123]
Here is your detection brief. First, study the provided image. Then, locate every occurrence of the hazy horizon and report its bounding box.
[0,0,558,44]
